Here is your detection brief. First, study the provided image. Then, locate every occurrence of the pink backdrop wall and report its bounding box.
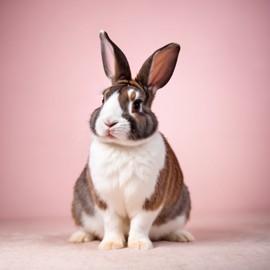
[0,0,269,219]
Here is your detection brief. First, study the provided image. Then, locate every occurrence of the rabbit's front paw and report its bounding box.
[99,238,125,250]
[128,237,153,250]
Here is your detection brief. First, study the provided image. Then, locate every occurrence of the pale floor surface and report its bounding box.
[0,213,269,270]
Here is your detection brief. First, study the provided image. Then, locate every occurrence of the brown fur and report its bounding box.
[142,135,191,226]
[71,166,95,226]
[130,90,136,101]
[143,136,183,212]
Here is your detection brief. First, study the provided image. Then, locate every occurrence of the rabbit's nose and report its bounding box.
[105,121,118,128]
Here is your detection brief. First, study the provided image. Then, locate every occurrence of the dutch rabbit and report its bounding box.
[69,31,194,250]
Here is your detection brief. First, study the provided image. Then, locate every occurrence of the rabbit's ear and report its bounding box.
[99,31,132,84]
[136,43,180,93]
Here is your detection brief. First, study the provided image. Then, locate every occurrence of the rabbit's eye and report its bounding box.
[132,99,142,113]
[102,97,104,104]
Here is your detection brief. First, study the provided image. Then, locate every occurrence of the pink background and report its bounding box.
[0,0,269,220]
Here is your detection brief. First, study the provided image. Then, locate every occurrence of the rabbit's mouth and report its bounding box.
[107,133,115,139]
[104,126,118,139]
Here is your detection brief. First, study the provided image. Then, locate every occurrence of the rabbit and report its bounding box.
[69,30,194,250]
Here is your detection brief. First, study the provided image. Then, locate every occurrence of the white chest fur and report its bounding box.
[89,132,166,218]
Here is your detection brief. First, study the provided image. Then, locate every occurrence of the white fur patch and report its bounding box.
[95,91,130,141]
[149,215,186,240]
[89,132,166,219]
[81,210,104,239]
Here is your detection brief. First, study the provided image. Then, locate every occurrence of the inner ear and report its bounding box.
[100,31,132,84]
[149,48,178,90]
[100,35,115,81]
[136,43,180,93]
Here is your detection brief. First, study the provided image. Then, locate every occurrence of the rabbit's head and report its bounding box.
[90,31,180,146]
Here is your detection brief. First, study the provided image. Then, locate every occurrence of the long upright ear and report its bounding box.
[99,31,131,84]
[136,43,180,93]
